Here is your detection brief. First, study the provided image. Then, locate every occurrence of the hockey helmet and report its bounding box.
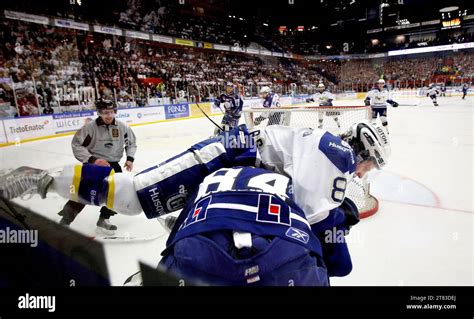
[344,120,390,169]
[95,99,117,113]
[260,86,271,95]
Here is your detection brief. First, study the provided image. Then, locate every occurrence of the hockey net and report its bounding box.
[243,105,378,218]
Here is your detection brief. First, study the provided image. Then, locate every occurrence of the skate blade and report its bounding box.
[95,227,116,236]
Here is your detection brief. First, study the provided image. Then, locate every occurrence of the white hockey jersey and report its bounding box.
[258,126,356,224]
[427,87,439,97]
[312,91,334,106]
[365,88,392,108]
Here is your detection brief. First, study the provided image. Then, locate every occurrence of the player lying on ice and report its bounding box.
[0,120,390,286]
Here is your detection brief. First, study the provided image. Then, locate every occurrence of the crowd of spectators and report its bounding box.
[1,17,473,116]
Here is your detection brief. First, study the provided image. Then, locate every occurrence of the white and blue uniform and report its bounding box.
[364,88,398,126]
[258,126,355,224]
[53,124,359,283]
[160,166,330,285]
[312,90,334,107]
[310,90,340,129]
[214,93,244,131]
[255,92,285,126]
[427,86,439,106]
[263,92,281,108]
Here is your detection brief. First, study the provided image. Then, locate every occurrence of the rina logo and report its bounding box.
[18,293,55,312]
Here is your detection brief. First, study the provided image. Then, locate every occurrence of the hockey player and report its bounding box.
[0,121,390,285]
[307,83,340,129]
[426,84,439,106]
[213,82,244,135]
[253,86,284,126]
[261,86,281,108]
[440,84,447,97]
[364,79,399,128]
[462,83,469,100]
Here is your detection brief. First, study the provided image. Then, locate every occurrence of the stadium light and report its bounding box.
[263,23,269,26]
[439,6,459,13]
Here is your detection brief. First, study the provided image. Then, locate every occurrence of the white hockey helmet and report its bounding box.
[377,79,385,85]
[318,83,325,88]
[344,120,391,169]
[260,86,271,95]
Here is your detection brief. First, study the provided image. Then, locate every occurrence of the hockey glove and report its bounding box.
[340,198,360,231]
[364,98,371,106]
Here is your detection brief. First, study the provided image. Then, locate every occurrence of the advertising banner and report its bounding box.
[151,35,173,43]
[3,116,55,143]
[54,19,90,31]
[164,103,190,119]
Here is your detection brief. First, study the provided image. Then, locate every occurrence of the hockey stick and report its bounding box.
[195,102,224,132]
[90,232,166,243]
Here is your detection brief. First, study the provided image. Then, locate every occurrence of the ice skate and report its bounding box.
[0,166,53,200]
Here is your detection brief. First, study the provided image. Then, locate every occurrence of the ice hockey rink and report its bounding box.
[1,96,473,286]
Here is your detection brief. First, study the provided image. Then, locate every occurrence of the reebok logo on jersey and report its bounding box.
[285,227,309,244]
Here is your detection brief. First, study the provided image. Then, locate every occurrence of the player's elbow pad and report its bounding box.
[134,141,229,218]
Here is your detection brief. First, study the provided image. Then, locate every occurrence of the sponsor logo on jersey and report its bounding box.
[166,193,187,211]
[285,227,310,244]
[111,128,119,138]
[148,187,164,215]
[329,141,351,153]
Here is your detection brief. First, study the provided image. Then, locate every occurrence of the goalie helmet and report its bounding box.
[343,120,390,169]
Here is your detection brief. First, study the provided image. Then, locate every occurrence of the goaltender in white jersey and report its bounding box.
[258,124,385,224]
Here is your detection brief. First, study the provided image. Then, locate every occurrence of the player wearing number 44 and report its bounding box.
[0,121,390,286]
